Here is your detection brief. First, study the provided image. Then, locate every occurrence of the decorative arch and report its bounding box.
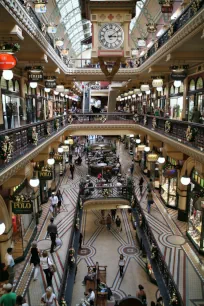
[196,77,203,90]
[15,80,20,92]
[170,85,174,95]
[8,80,14,91]
[0,77,7,89]
[0,194,12,232]
[189,79,195,91]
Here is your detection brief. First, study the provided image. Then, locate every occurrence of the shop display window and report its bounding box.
[161,159,178,208]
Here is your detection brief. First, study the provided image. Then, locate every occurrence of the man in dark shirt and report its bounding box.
[47,217,58,253]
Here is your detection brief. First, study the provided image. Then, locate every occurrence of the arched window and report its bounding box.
[170,85,174,95]
[8,80,14,91]
[180,82,184,93]
[0,77,7,89]
[196,77,203,90]
[15,80,20,92]
[164,87,167,96]
[189,79,195,91]
[24,83,28,95]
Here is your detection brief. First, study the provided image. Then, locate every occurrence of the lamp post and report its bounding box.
[157,156,165,193]
[29,171,40,225]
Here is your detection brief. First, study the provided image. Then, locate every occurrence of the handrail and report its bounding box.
[132,192,184,306]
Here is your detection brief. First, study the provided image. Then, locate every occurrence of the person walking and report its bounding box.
[79,233,83,249]
[56,190,63,213]
[75,146,78,156]
[41,287,58,306]
[16,295,29,306]
[106,214,112,230]
[4,248,15,285]
[30,241,40,281]
[0,284,16,306]
[40,251,53,287]
[111,209,116,221]
[49,193,58,217]
[147,178,154,192]
[146,190,154,214]
[118,254,125,277]
[115,215,122,232]
[191,106,201,123]
[69,152,73,164]
[139,177,144,195]
[70,164,75,180]
[137,285,147,305]
[130,160,134,176]
[47,217,58,253]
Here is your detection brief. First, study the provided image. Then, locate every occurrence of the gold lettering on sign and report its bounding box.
[14,202,31,209]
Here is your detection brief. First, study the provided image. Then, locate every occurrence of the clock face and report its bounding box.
[98,23,124,50]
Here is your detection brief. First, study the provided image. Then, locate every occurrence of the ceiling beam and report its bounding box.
[166,52,204,62]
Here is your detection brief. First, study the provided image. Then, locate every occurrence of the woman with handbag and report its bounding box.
[41,287,59,306]
[30,241,40,281]
[40,251,54,287]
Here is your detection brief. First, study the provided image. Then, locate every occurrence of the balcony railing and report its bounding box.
[139,0,204,66]
[0,113,203,177]
[136,114,204,152]
[0,115,68,171]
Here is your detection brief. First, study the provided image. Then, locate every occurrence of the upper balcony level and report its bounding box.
[0,112,203,186]
[1,0,204,81]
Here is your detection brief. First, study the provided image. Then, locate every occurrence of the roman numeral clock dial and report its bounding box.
[99,23,124,50]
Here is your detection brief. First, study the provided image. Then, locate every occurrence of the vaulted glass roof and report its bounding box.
[56,0,91,55]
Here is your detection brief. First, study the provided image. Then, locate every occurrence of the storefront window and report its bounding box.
[189,79,196,91]
[161,160,178,208]
[196,77,203,90]
[187,169,204,253]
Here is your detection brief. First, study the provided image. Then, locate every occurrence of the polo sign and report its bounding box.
[39,170,53,180]
[54,154,63,163]
[12,199,33,214]
[0,54,17,70]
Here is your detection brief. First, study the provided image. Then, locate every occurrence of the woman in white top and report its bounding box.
[41,287,58,306]
[118,254,125,277]
[40,250,53,287]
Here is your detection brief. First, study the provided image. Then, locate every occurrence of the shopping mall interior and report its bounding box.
[0,0,204,306]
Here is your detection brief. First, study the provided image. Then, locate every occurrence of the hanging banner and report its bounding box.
[171,71,187,81]
[0,54,17,70]
[28,71,44,82]
[12,197,33,214]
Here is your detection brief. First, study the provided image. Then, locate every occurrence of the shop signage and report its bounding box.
[137,145,145,152]
[147,153,158,162]
[61,145,69,152]
[45,80,56,88]
[171,71,187,81]
[0,54,17,70]
[12,199,33,214]
[54,154,63,163]
[152,79,163,87]
[28,71,44,82]
[39,170,53,180]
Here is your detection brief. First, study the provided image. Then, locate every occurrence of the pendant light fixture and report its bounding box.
[0,220,6,235]
[47,152,55,165]
[30,82,38,89]
[29,171,40,188]
[144,146,150,152]
[174,80,182,88]
[156,86,163,92]
[3,70,13,80]
[44,88,50,93]
[157,156,165,164]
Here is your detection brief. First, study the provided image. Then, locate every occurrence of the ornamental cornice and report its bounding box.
[0,0,68,74]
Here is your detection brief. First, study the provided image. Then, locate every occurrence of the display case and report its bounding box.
[187,169,204,254]
[161,176,177,208]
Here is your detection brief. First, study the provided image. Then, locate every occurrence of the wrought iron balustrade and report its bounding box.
[132,193,184,306]
[136,115,204,152]
[0,115,68,170]
[139,0,204,66]
[81,184,132,202]
[70,112,134,124]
